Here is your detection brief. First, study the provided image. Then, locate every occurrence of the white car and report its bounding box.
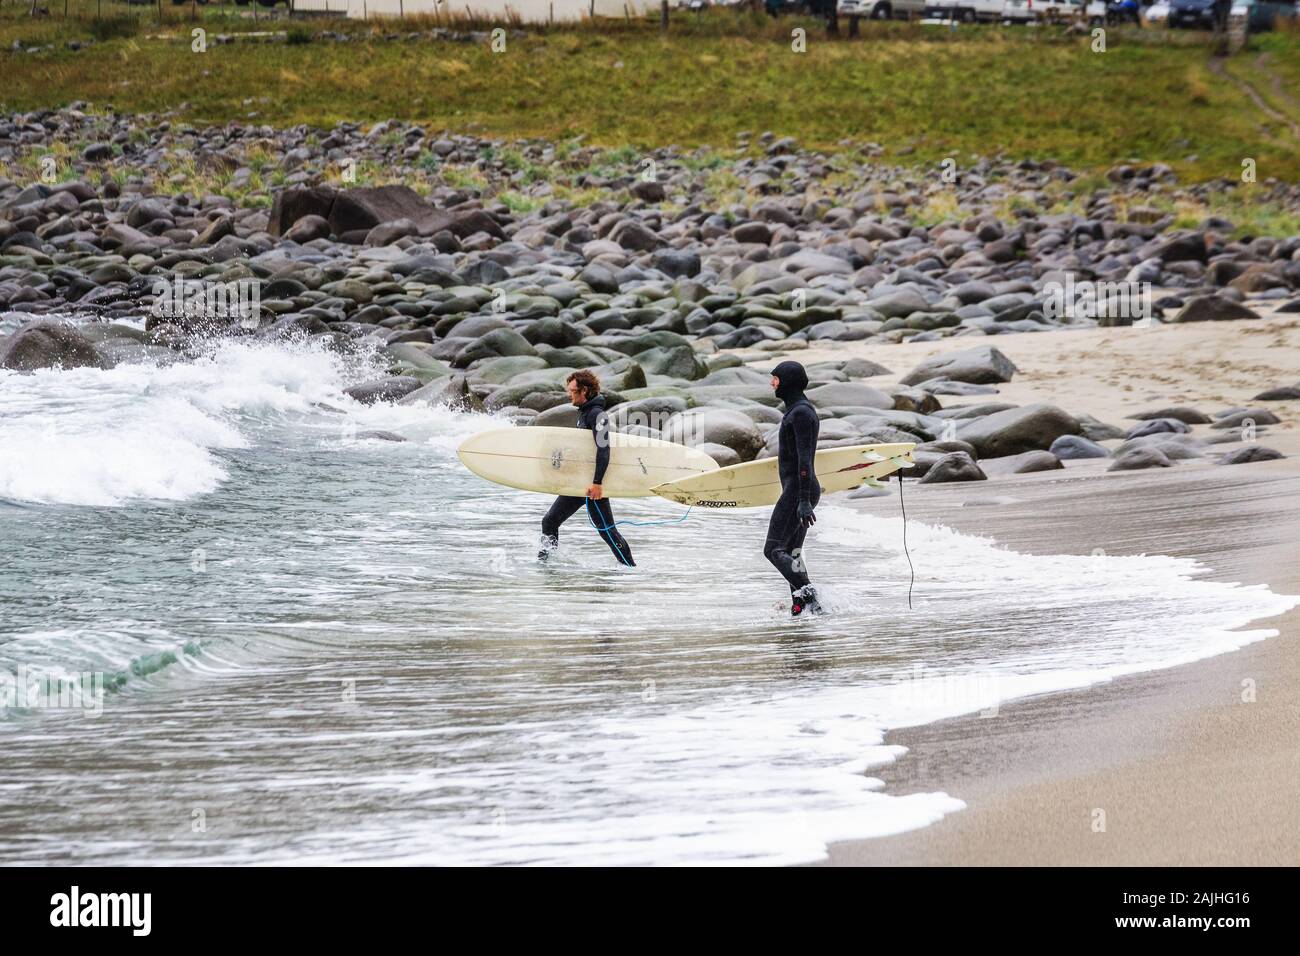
[923,0,1005,20]
[1145,0,1171,21]
[838,0,928,17]
[1003,0,1104,20]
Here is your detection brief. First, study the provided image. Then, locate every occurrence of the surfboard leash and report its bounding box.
[584,498,694,568]
[896,472,914,611]
[584,500,695,531]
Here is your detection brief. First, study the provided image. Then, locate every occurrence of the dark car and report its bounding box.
[1107,0,1140,21]
[1169,0,1221,26]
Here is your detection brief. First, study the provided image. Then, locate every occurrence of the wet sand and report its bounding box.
[786,314,1300,865]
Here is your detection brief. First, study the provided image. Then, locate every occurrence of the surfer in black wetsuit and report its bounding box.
[765,361,822,616]
[538,370,636,567]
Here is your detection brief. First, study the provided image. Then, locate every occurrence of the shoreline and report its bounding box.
[817,455,1300,866]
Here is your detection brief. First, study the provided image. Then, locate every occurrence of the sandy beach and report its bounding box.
[779,314,1300,866]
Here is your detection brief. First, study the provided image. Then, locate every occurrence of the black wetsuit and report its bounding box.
[539,394,635,567]
[764,362,821,609]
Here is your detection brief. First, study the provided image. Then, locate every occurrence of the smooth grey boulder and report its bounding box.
[1218,446,1285,465]
[918,451,987,484]
[451,328,537,368]
[661,407,766,461]
[1127,406,1211,425]
[900,345,1018,387]
[345,375,425,405]
[1108,446,1174,471]
[980,450,1065,475]
[1076,414,1127,442]
[957,403,1081,457]
[1253,386,1300,401]
[1211,408,1281,429]
[1125,418,1191,440]
[470,355,549,385]
[0,321,109,372]
[1050,435,1109,459]
[697,442,742,467]
[1114,433,1205,460]
[805,382,893,410]
[1171,295,1259,322]
[635,345,708,381]
[607,396,688,433]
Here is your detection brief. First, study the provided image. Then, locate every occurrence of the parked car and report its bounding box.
[1107,0,1141,20]
[839,0,928,17]
[1145,0,1172,23]
[1003,0,1107,19]
[922,0,1004,20]
[1230,0,1299,29]
[1169,0,1220,27]
[1002,0,1036,20]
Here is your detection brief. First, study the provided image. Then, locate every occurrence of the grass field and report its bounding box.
[1,5,1299,182]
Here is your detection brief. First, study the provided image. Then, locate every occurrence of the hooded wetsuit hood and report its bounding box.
[770,361,809,407]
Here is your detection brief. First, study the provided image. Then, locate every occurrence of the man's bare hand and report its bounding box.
[587,484,603,500]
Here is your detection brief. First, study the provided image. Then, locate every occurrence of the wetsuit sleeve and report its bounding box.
[591,410,611,485]
[793,405,818,503]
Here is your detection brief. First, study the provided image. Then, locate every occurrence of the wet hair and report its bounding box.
[566,369,600,400]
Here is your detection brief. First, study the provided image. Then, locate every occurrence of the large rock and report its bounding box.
[1050,435,1109,460]
[344,375,425,405]
[1254,386,1300,401]
[407,373,485,413]
[0,321,109,372]
[1211,408,1281,429]
[607,396,688,433]
[1125,418,1190,440]
[1127,406,1211,425]
[661,407,765,461]
[580,358,644,392]
[868,288,930,318]
[980,450,1065,476]
[957,403,1080,457]
[900,346,1018,387]
[1108,447,1174,471]
[698,442,742,467]
[283,214,330,243]
[918,451,987,484]
[1171,295,1259,323]
[805,382,893,410]
[269,185,503,241]
[1218,446,1285,465]
[451,328,537,368]
[635,345,708,381]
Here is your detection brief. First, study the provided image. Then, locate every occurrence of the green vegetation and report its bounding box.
[1,8,1298,182]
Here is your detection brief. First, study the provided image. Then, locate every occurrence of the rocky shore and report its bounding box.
[2,107,1296,481]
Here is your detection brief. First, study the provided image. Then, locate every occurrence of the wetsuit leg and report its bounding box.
[763,485,820,592]
[586,497,636,567]
[539,495,584,559]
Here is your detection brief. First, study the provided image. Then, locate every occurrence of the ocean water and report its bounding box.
[1,323,1295,865]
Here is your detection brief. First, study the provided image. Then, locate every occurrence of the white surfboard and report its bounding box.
[650,443,916,508]
[457,426,721,498]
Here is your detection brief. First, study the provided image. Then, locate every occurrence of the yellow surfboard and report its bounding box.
[650,443,916,508]
[457,427,721,498]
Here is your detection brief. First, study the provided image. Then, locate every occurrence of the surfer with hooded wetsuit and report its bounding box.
[538,370,636,567]
[766,361,822,615]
